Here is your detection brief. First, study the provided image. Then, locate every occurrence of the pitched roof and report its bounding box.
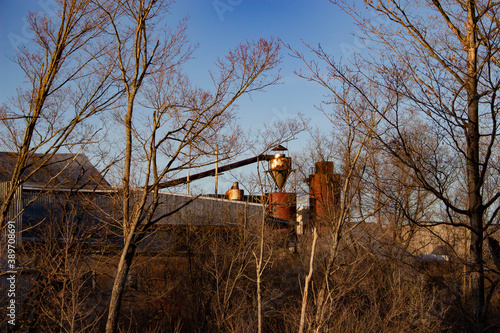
[0,152,110,190]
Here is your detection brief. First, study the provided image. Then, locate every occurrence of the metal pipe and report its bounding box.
[157,154,274,189]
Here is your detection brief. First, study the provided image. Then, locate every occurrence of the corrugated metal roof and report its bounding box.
[0,152,110,190]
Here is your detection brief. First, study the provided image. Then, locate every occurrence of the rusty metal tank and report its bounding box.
[225,182,244,201]
[268,153,292,192]
[266,192,297,221]
[309,161,341,224]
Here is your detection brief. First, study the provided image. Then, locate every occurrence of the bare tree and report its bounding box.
[297,0,500,331]
[288,42,387,330]
[92,1,282,331]
[19,195,105,332]
[0,0,118,231]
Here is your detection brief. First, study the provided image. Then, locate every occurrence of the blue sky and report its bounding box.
[173,0,355,134]
[0,0,359,193]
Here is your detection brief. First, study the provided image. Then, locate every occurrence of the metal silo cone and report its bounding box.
[269,154,292,191]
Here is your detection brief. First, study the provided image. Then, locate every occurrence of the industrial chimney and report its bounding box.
[307,161,341,226]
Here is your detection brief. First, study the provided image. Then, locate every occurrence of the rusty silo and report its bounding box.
[266,145,296,222]
[225,182,244,201]
[266,192,297,221]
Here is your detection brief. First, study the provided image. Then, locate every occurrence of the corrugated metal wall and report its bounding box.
[0,181,22,247]
[153,192,263,226]
[4,185,264,244]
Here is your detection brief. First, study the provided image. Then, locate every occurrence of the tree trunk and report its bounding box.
[314,229,340,332]
[465,1,485,331]
[105,240,136,333]
[299,229,318,333]
[470,211,485,332]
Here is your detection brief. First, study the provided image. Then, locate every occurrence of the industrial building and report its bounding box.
[1,149,461,259]
[0,149,302,248]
